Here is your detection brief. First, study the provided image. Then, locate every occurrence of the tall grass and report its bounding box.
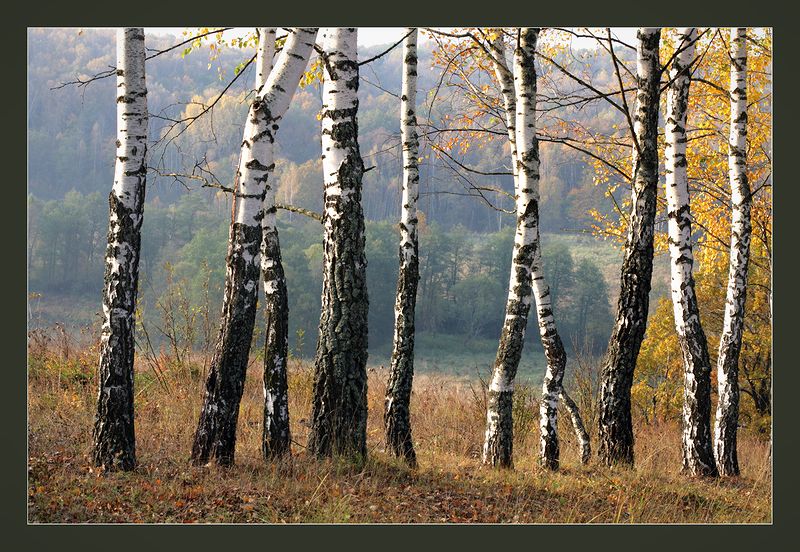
[27,329,771,523]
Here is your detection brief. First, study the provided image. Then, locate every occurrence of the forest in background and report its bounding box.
[27,28,640,376]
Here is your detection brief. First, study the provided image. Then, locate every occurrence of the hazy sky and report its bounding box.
[145,27,409,48]
[145,27,639,49]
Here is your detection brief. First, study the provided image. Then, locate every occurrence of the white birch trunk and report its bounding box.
[482,34,525,469]
[488,37,518,179]
[715,27,751,477]
[482,29,569,470]
[255,27,276,93]
[560,388,591,465]
[384,28,420,466]
[508,29,569,471]
[309,28,370,459]
[664,28,718,477]
[255,27,293,460]
[192,28,317,466]
[93,28,148,471]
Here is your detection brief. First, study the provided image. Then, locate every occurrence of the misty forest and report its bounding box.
[27,26,772,523]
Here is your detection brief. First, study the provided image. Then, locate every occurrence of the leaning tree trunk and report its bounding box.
[481,33,527,469]
[597,28,661,467]
[510,28,571,472]
[664,28,718,477]
[255,27,292,460]
[384,28,420,467]
[560,388,591,465]
[191,28,317,467]
[308,28,370,460]
[715,27,751,477]
[92,27,148,472]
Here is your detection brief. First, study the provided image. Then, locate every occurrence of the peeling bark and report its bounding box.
[715,27,750,477]
[598,28,661,467]
[191,28,318,467]
[384,28,420,467]
[664,28,718,477]
[92,27,148,472]
[308,28,370,460]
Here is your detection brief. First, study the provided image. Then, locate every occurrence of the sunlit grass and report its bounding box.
[28,335,771,524]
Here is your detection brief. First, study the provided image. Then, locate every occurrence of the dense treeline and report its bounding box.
[28,189,614,364]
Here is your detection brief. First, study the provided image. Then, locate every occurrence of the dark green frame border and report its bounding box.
[10,0,793,547]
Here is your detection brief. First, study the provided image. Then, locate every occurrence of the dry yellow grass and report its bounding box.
[27,333,771,524]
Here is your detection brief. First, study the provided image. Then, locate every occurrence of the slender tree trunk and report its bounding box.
[308,28,370,460]
[511,29,570,472]
[384,28,420,467]
[560,388,591,465]
[664,28,718,477]
[598,28,661,467]
[482,29,568,470]
[482,34,526,469]
[191,28,317,467]
[93,27,148,471]
[715,27,750,477]
[255,27,292,460]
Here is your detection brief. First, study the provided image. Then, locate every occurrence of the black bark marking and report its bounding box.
[598,29,661,468]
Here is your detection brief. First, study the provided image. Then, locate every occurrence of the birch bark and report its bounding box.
[512,29,570,471]
[252,27,292,460]
[481,29,568,470]
[308,28,370,459]
[92,27,148,471]
[664,28,718,477]
[384,28,420,466]
[715,27,750,477]
[481,33,527,469]
[191,28,317,466]
[597,28,661,467]
[560,389,591,465]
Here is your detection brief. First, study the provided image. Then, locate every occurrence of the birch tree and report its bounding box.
[191,27,317,467]
[715,27,751,477]
[384,28,420,467]
[597,28,661,467]
[253,27,292,460]
[560,389,591,465]
[308,28,370,459]
[92,27,148,471]
[482,28,568,470]
[664,28,717,477]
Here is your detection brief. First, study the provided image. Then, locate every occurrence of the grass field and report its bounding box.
[27,332,771,524]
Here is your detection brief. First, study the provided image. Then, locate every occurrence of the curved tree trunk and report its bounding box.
[560,388,591,465]
[308,28,370,460]
[511,29,570,472]
[715,27,750,477]
[191,28,317,467]
[598,28,661,467]
[664,28,718,477]
[93,27,148,472]
[384,28,420,467]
